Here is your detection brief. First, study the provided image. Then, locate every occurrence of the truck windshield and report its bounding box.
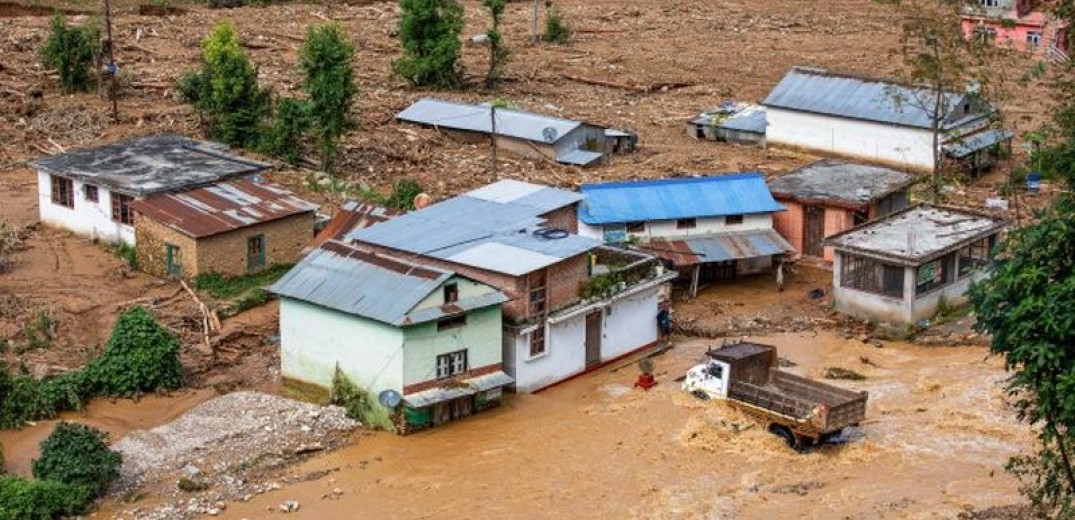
[707,365,723,378]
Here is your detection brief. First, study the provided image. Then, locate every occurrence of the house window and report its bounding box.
[853,210,868,226]
[443,283,459,303]
[436,314,467,331]
[529,327,546,358]
[958,236,994,278]
[625,221,645,233]
[436,349,468,379]
[840,253,905,298]
[246,234,266,273]
[111,193,134,224]
[676,218,697,230]
[725,214,744,226]
[84,185,99,203]
[978,0,999,7]
[974,26,998,43]
[915,254,954,296]
[528,270,547,316]
[50,175,74,208]
[1027,31,1042,47]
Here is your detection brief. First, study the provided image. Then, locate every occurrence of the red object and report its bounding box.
[634,373,657,390]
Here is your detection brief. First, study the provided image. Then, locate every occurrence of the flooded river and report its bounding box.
[128,331,1030,520]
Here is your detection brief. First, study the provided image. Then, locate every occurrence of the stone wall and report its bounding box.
[196,213,315,276]
[135,215,200,278]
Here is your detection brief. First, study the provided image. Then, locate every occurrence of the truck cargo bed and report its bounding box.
[728,369,868,435]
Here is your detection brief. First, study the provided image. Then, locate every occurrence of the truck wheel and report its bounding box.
[768,424,798,450]
[691,390,710,401]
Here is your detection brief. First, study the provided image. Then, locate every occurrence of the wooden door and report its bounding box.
[585,310,602,367]
[246,234,266,273]
[452,397,474,420]
[804,205,824,257]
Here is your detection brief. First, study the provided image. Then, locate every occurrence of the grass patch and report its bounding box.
[15,309,55,353]
[193,265,291,300]
[177,476,210,492]
[823,367,867,381]
[330,368,395,432]
[109,241,138,269]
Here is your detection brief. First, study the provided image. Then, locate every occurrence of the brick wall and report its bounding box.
[773,199,804,254]
[135,215,200,278]
[540,205,579,233]
[196,213,315,276]
[546,254,588,312]
[821,208,853,262]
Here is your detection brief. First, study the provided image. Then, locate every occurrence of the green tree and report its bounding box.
[385,178,424,210]
[40,13,100,93]
[32,422,121,499]
[299,23,358,173]
[179,22,271,148]
[543,2,571,44]
[0,476,90,520]
[483,0,510,88]
[85,306,183,397]
[393,0,465,88]
[259,97,311,163]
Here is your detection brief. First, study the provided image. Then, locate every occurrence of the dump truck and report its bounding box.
[682,341,868,450]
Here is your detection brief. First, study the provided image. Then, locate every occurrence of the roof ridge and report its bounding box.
[416,96,583,126]
[786,66,958,96]
[581,172,763,190]
[320,240,453,280]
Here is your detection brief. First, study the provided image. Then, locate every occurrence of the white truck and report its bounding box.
[683,341,868,450]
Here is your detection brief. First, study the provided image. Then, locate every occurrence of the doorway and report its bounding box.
[804,205,825,257]
[585,310,602,367]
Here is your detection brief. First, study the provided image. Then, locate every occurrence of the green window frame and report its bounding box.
[165,243,182,277]
[247,234,266,273]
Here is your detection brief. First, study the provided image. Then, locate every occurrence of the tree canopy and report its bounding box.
[393,0,465,88]
[299,23,358,172]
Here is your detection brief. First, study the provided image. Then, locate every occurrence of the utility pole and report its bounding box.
[103,0,118,122]
[532,0,539,43]
[490,105,498,181]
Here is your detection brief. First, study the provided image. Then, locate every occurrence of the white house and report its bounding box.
[825,204,1005,324]
[28,134,268,245]
[578,173,793,297]
[348,180,677,393]
[270,240,513,431]
[762,67,1010,173]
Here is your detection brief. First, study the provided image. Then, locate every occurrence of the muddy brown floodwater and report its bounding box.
[93,331,1031,520]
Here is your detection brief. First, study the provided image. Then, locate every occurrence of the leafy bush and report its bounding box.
[16,309,55,353]
[0,476,90,520]
[86,306,182,397]
[544,4,571,44]
[110,240,138,269]
[179,22,271,148]
[193,264,291,300]
[40,14,99,93]
[300,23,357,173]
[259,97,310,163]
[385,178,424,210]
[393,0,465,88]
[330,368,395,432]
[177,476,210,492]
[32,423,121,499]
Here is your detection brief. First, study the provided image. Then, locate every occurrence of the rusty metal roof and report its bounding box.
[307,201,405,251]
[130,178,318,238]
[640,229,794,267]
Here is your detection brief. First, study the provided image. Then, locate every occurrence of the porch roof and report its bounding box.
[402,371,514,408]
[943,129,1014,159]
[639,229,794,267]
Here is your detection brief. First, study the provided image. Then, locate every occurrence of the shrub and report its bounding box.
[543,4,571,44]
[385,178,424,210]
[393,0,465,88]
[32,423,121,499]
[40,13,99,93]
[823,367,866,381]
[330,368,395,432]
[0,476,90,520]
[110,241,138,269]
[300,23,358,173]
[259,97,310,163]
[85,306,183,397]
[193,264,291,300]
[16,309,55,353]
[482,0,510,88]
[177,476,210,492]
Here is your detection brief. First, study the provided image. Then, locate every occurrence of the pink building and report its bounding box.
[961,0,1069,60]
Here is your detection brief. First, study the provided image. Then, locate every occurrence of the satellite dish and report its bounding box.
[378,389,402,409]
[542,127,559,143]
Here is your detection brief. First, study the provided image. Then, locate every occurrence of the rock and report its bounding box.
[181,464,200,477]
[279,500,300,513]
[207,508,220,516]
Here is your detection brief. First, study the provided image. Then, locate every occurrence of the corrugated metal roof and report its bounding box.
[270,241,503,326]
[557,149,604,166]
[348,181,597,276]
[944,129,1014,158]
[29,134,269,197]
[307,201,405,251]
[825,204,1004,264]
[719,105,767,133]
[578,173,786,225]
[397,98,582,144]
[130,179,318,238]
[768,160,916,208]
[762,67,985,130]
[641,229,794,266]
[403,371,514,407]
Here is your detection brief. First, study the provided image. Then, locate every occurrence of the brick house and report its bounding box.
[271,240,512,432]
[346,180,676,393]
[961,0,1069,60]
[768,160,915,263]
[28,134,268,245]
[129,178,318,278]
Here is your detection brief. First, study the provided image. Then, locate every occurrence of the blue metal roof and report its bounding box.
[269,241,505,326]
[349,180,598,276]
[578,173,786,225]
[762,67,987,130]
[397,98,582,144]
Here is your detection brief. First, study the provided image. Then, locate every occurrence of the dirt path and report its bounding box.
[95,331,1032,519]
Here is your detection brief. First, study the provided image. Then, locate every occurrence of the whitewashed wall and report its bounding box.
[600,285,659,359]
[37,171,135,244]
[508,318,586,393]
[581,213,773,243]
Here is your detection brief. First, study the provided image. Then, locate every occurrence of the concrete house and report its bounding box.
[961,0,1069,60]
[768,160,916,262]
[348,180,676,393]
[762,67,1011,173]
[29,134,268,245]
[687,102,767,146]
[825,205,1004,324]
[129,179,318,279]
[271,240,512,432]
[396,98,637,167]
[578,174,793,297]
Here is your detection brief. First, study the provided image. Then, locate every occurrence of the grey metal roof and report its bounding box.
[271,241,504,326]
[396,98,583,145]
[825,204,1005,264]
[641,229,794,267]
[402,371,514,407]
[719,105,768,134]
[349,181,597,276]
[557,149,604,166]
[768,160,916,208]
[762,67,987,130]
[28,134,269,197]
[944,129,1014,158]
